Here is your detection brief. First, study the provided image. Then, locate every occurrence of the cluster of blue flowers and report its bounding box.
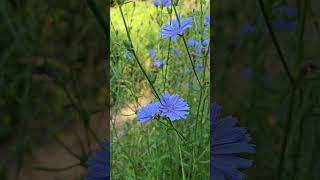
[137,92,190,123]
[148,48,165,67]
[211,103,255,180]
[188,39,209,55]
[185,38,209,73]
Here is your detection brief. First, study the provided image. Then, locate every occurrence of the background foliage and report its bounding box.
[0,0,107,179]
[214,0,320,179]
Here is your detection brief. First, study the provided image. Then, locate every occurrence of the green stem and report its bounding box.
[257,0,295,85]
[117,2,160,99]
[170,0,203,88]
[163,6,173,92]
[277,89,296,180]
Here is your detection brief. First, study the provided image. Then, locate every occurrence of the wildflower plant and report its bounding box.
[111,0,210,178]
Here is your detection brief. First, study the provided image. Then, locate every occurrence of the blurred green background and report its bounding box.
[214,0,320,179]
[0,0,107,179]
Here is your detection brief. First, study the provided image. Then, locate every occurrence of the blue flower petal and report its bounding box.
[159,92,189,121]
[137,102,160,123]
[86,139,110,180]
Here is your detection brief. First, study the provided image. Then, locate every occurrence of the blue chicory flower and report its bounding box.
[202,39,209,46]
[152,0,171,7]
[188,39,196,46]
[159,92,190,121]
[194,40,202,54]
[211,103,255,180]
[196,63,203,72]
[137,102,160,123]
[149,48,156,58]
[203,29,207,35]
[154,60,165,67]
[152,1,161,6]
[188,39,203,55]
[86,139,110,180]
[204,15,210,27]
[160,16,193,42]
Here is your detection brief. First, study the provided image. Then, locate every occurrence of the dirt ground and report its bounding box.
[4,112,107,180]
[2,93,151,180]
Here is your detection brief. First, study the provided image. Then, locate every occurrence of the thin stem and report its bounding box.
[295,0,308,66]
[89,126,102,145]
[276,89,295,180]
[34,163,81,172]
[53,134,81,160]
[170,0,203,87]
[70,127,87,156]
[163,5,173,92]
[86,0,108,36]
[117,1,186,141]
[163,31,172,91]
[167,118,187,141]
[257,0,295,85]
[178,142,186,180]
[117,1,160,100]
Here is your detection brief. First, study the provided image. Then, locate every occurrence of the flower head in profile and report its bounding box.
[202,39,209,46]
[211,103,255,180]
[159,92,190,121]
[152,0,171,7]
[137,102,160,123]
[149,48,156,58]
[160,16,193,42]
[154,60,165,67]
[86,139,110,180]
[204,15,210,27]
